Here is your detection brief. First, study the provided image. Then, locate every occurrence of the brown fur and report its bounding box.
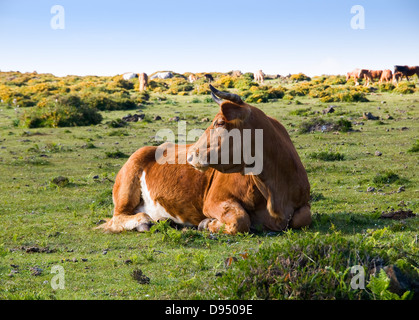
[379,69,393,84]
[359,69,383,86]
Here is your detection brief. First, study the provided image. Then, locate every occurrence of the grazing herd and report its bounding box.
[125,65,417,94]
[122,70,268,92]
[346,65,419,86]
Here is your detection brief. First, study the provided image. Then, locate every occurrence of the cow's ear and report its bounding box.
[221,102,250,122]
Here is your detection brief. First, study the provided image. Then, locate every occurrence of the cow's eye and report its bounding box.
[214,120,225,127]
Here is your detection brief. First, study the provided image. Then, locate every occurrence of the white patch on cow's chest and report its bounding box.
[137,171,185,224]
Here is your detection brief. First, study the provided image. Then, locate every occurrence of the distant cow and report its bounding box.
[139,73,148,91]
[379,70,393,84]
[122,72,138,80]
[231,70,242,77]
[254,70,265,84]
[150,72,173,80]
[188,74,197,83]
[204,74,214,82]
[346,68,361,85]
[359,69,383,86]
[393,71,403,83]
[394,65,419,81]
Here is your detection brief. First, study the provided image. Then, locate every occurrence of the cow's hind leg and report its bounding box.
[199,200,251,235]
[95,161,152,233]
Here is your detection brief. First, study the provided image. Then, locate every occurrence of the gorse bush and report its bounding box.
[319,87,369,103]
[215,75,235,88]
[378,83,396,92]
[289,73,311,82]
[394,82,416,94]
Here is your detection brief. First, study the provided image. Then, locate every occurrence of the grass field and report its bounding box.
[0,72,418,300]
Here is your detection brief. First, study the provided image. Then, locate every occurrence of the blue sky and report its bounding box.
[0,0,418,77]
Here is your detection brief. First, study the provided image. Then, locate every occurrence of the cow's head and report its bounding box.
[187,85,262,175]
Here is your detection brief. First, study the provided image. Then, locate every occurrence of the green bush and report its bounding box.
[105,150,129,159]
[289,108,314,116]
[298,118,352,133]
[83,93,137,111]
[372,171,408,186]
[407,140,419,153]
[21,95,102,128]
[334,119,353,132]
[309,151,345,161]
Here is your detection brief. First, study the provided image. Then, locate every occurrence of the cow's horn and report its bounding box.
[209,84,243,105]
[210,91,223,105]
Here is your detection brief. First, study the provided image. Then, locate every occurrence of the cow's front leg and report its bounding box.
[199,200,251,234]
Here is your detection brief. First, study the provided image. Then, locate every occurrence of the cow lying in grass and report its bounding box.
[97,85,311,234]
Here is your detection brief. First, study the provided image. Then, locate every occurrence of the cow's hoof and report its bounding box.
[198,218,215,231]
[136,222,152,232]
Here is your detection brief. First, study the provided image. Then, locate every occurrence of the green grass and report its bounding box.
[0,73,418,300]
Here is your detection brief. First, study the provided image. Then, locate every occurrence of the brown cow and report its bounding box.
[379,69,393,84]
[231,70,242,77]
[188,74,197,83]
[358,69,383,86]
[254,70,265,84]
[97,85,311,234]
[204,73,214,82]
[393,71,403,83]
[346,68,361,85]
[394,65,419,81]
[139,73,148,91]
